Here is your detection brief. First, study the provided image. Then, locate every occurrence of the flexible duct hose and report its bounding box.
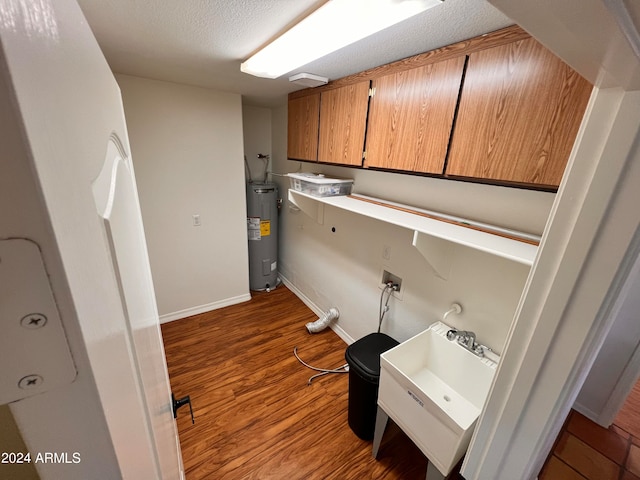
[306,307,340,333]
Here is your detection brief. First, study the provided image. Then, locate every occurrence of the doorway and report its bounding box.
[540,249,640,478]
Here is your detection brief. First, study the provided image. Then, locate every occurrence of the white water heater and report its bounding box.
[246,182,279,291]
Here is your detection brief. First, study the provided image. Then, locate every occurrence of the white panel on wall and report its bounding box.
[117,75,250,319]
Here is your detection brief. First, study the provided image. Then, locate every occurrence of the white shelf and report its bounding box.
[288,190,538,277]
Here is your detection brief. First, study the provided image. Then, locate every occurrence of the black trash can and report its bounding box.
[345,332,399,440]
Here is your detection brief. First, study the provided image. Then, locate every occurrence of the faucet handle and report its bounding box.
[472,344,486,357]
[446,329,457,341]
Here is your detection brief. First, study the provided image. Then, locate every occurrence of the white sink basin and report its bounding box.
[378,321,498,476]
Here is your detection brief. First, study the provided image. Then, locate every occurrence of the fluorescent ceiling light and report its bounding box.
[241,0,444,79]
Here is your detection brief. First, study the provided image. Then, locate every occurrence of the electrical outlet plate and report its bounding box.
[379,268,403,300]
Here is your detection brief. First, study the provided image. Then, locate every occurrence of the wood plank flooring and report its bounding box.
[161,286,431,479]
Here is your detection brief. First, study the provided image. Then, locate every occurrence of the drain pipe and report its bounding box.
[306,307,340,333]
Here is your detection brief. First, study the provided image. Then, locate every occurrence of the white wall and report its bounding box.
[270,105,552,352]
[575,255,640,423]
[117,75,250,321]
[242,105,272,184]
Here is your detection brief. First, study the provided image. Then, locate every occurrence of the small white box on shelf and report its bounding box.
[288,173,354,197]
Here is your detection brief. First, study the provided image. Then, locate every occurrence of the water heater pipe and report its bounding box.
[306,307,340,333]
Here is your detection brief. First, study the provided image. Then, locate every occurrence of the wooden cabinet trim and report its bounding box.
[289,25,529,101]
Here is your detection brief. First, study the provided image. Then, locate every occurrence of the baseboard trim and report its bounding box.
[572,402,604,427]
[329,323,354,346]
[159,293,252,324]
[279,274,353,345]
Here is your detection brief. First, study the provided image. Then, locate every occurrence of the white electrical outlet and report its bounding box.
[192,214,201,226]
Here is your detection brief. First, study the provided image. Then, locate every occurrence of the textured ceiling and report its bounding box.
[76,0,513,106]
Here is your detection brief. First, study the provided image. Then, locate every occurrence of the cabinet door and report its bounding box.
[318,81,370,166]
[288,93,320,161]
[364,56,466,174]
[446,37,592,187]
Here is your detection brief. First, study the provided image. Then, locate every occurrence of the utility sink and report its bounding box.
[376,322,498,477]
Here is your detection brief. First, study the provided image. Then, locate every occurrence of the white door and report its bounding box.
[0,0,183,478]
[92,135,185,478]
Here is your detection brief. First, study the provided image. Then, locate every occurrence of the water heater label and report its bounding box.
[260,220,271,236]
[247,217,261,241]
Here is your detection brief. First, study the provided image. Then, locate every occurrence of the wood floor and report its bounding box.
[161,286,431,479]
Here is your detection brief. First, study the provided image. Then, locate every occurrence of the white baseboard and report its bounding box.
[572,402,605,427]
[279,274,353,345]
[329,322,354,346]
[159,293,252,324]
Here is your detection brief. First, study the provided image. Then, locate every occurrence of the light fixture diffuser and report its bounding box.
[289,73,329,87]
[241,0,444,79]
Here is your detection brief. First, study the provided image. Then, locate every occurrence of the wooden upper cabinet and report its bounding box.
[446,37,592,188]
[288,93,320,161]
[318,81,370,166]
[285,26,590,190]
[364,56,466,174]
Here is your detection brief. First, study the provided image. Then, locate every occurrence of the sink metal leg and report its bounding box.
[372,406,388,458]
[426,461,446,480]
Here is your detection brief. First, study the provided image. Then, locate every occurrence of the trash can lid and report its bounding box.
[345,332,399,382]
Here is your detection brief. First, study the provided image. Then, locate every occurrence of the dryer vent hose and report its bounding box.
[306,307,340,333]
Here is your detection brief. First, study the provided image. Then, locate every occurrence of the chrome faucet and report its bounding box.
[446,329,486,357]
